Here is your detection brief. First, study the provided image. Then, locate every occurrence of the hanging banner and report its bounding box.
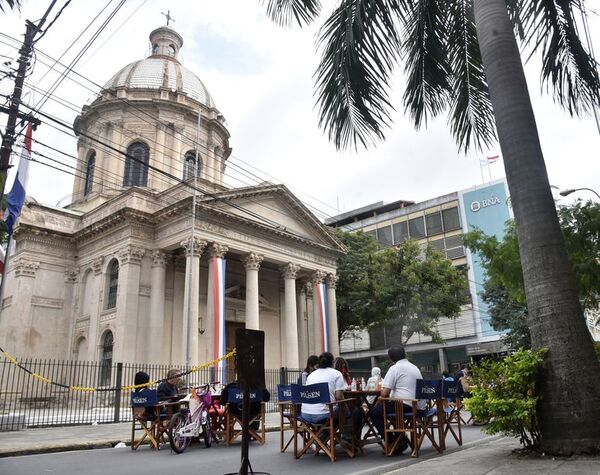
[212,257,226,382]
[314,282,329,352]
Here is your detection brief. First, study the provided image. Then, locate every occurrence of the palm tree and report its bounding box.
[0,0,20,13]
[264,0,600,454]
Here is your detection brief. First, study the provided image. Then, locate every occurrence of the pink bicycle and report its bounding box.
[168,384,214,453]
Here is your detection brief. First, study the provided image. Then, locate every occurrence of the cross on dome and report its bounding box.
[161,10,174,26]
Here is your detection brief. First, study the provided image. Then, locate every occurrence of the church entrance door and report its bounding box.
[226,321,244,382]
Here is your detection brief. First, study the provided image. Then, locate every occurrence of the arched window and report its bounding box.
[183,151,201,180]
[84,151,95,196]
[123,141,149,187]
[106,260,119,309]
[75,337,87,361]
[152,43,159,54]
[100,331,113,386]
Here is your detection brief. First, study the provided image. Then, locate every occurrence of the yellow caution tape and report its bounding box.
[1,347,236,392]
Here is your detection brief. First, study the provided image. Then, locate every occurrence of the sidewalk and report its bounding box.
[381,436,600,474]
[0,412,281,457]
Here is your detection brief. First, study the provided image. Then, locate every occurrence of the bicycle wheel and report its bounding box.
[203,421,212,448]
[169,412,190,454]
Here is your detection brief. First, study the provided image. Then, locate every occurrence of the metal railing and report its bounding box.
[0,357,301,431]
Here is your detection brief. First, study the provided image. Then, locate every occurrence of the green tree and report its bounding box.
[465,200,600,349]
[335,230,379,338]
[373,241,469,344]
[264,0,600,453]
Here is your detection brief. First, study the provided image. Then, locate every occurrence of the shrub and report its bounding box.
[466,348,547,449]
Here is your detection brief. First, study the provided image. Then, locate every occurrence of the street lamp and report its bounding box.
[559,187,600,200]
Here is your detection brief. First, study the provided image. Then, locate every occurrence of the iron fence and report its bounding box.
[0,357,301,431]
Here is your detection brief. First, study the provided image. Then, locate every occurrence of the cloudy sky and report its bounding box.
[0,0,599,221]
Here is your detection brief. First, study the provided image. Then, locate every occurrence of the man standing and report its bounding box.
[371,347,425,454]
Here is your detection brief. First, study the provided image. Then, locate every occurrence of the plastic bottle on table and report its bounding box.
[351,378,357,391]
[360,377,366,391]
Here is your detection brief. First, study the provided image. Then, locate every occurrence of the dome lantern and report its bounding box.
[149,26,183,60]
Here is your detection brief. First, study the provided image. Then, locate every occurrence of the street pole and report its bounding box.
[0,21,37,201]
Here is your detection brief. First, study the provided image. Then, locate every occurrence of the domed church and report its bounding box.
[0,25,344,369]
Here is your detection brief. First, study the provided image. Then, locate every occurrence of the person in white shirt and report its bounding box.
[301,352,346,423]
[371,347,424,454]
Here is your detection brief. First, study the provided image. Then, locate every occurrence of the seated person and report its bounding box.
[220,380,270,432]
[133,371,154,419]
[370,346,426,454]
[157,368,181,401]
[301,352,362,443]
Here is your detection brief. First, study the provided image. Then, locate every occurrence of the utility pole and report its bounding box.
[0,20,38,201]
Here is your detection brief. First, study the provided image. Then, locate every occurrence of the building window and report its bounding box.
[152,43,159,54]
[84,151,95,196]
[442,207,461,231]
[363,229,377,241]
[183,151,201,180]
[408,216,426,239]
[123,141,149,187]
[377,225,393,248]
[106,260,119,310]
[393,221,409,244]
[100,331,113,386]
[426,212,443,236]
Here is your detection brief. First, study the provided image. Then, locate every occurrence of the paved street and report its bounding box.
[0,426,488,475]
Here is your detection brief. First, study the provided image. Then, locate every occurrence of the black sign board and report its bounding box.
[235,328,265,391]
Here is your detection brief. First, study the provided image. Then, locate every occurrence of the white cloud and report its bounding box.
[0,0,598,216]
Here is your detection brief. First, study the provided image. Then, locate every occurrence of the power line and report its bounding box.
[18,101,339,246]
[0,32,339,217]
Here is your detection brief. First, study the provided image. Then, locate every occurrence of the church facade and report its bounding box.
[0,26,344,369]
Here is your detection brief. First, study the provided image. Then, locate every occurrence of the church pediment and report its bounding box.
[203,185,344,251]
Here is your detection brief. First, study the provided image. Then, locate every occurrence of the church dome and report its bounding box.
[101,26,215,108]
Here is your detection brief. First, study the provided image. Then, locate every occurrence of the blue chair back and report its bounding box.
[131,389,157,407]
[442,380,461,400]
[415,379,442,400]
[277,384,292,402]
[290,382,330,405]
[227,387,263,404]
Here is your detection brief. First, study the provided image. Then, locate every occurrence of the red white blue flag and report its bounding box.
[5,124,33,235]
[212,257,226,381]
[314,282,329,352]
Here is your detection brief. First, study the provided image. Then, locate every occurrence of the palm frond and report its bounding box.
[0,0,21,13]
[400,0,452,128]
[521,0,600,115]
[446,0,496,151]
[314,0,402,150]
[263,0,322,27]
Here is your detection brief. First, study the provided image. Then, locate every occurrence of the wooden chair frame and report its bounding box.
[381,397,420,457]
[442,397,463,449]
[225,401,266,445]
[131,407,158,450]
[278,401,296,452]
[290,398,357,463]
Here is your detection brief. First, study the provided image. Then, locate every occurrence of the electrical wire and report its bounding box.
[0,32,339,217]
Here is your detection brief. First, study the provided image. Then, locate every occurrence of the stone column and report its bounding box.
[280,263,301,368]
[88,257,104,360]
[206,243,229,359]
[115,245,145,363]
[181,238,207,366]
[171,255,186,364]
[438,348,448,375]
[310,270,326,354]
[242,252,263,331]
[64,267,79,360]
[148,250,167,363]
[296,281,309,367]
[325,273,340,356]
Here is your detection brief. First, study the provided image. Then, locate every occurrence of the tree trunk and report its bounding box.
[473,0,600,455]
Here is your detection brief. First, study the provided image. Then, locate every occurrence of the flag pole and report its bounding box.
[0,234,13,316]
[479,160,485,184]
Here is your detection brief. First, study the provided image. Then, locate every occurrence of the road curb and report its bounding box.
[0,424,281,458]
